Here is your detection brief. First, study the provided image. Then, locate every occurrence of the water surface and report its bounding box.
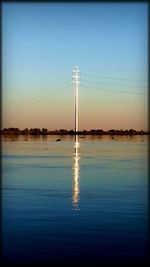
[1,135,149,265]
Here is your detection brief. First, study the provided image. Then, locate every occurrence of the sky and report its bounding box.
[2,3,148,131]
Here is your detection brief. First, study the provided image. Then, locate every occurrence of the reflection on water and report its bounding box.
[2,134,148,265]
[72,135,80,210]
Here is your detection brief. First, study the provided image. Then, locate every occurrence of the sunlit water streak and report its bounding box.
[72,135,80,210]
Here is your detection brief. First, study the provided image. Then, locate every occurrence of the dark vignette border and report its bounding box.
[0,1,149,266]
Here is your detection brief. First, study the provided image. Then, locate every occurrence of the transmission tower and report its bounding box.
[72,66,80,133]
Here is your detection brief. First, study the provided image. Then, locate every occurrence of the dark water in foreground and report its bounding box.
[1,135,149,265]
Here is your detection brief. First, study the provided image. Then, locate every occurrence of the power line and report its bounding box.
[10,75,71,106]
[11,85,71,112]
[3,69,147,125]
[11,86,71,120]
[9,78,71,110]
[83,73,147,82]
[81,83,147,95]
[81,77,147,89]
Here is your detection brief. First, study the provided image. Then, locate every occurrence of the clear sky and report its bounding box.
[2,2,148,131]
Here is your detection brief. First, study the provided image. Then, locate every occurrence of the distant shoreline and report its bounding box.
[0,128,149,136]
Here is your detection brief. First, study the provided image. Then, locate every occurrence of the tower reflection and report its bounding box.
[72,135,80,210]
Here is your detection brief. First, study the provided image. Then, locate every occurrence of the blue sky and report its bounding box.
[2,3,148,130]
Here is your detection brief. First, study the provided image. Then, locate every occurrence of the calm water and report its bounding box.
[1,135,149,265]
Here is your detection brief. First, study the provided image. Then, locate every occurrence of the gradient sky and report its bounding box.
[2,3,148,131]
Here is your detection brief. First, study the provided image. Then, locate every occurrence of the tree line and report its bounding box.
[0,128,149,135]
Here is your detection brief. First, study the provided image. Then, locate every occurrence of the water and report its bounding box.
[1,135,149,265]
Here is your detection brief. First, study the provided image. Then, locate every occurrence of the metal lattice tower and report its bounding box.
[72,66,80,133]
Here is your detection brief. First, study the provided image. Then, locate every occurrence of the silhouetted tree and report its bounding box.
[42,128,47,135]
